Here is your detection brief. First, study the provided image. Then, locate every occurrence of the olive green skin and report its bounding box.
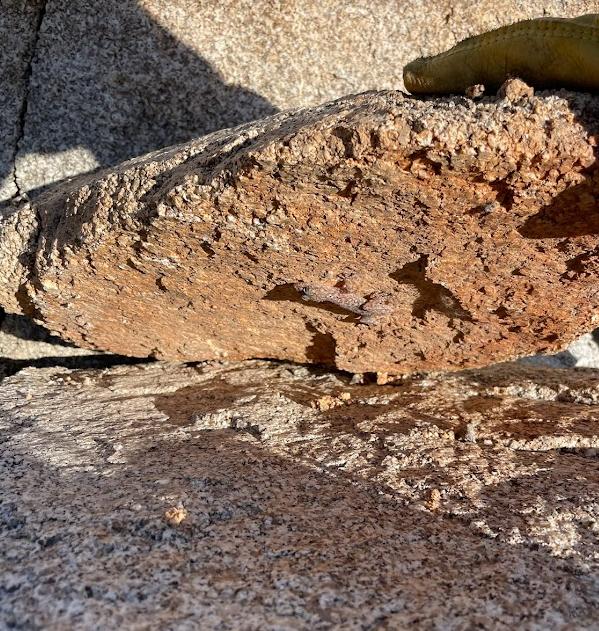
[404,14,599,94]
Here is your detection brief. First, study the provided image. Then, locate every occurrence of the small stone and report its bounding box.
[426,488,442,511]
[164,506,187,526]
[497,77,534,102]
[311,392,351,412]
[465,84,485,98]
[376,373,391,385]
[458,421,478,443]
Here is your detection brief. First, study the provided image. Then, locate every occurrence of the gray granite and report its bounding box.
[1,359,599,628]
[14,0,278,196]
[0,0,45,201]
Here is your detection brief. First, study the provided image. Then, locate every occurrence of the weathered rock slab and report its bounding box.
[2,88,599,373]
[1,359,599,627]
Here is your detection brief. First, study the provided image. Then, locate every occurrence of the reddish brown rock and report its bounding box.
[1,86,599,374]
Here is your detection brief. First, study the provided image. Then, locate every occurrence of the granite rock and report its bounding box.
[2,87,599,373]
[9,0,599,196]
[0,1,45,201]
[1,359,598,627]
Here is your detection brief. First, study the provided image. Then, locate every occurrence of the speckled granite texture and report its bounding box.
[1,360,599,628]
[6,0,599,197]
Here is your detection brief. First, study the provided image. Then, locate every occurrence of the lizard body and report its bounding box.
[404,14,599,94]
[294,282,393,325]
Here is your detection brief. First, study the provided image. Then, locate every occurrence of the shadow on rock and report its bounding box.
[1,415,598,627]
[518,93,599,240]
[18,0,278,198]
[1,311,77,346]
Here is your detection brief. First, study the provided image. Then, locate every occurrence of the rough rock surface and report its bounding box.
[1,359,599,628]
[2,88,599,373]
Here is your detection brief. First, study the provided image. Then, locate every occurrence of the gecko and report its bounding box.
[294,282,393,325]
[403,14,599,95]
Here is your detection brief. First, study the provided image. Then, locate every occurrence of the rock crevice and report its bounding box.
[11,0,48,199]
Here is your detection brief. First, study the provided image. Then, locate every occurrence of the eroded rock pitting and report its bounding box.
[1,87,598,373]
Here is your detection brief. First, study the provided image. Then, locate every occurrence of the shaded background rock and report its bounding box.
[1,359,598,627]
